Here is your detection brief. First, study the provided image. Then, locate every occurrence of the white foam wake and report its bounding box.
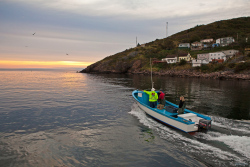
[209,135,250,159]
[129,103,250,166]
[211,116,250,134]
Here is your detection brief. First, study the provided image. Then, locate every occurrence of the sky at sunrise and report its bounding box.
[0,0,250,69]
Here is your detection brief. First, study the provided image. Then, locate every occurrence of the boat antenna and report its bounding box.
[150,58,154,89]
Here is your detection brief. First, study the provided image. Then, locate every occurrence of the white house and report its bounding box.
[216,37,235,47]
[200,38,213,43]
[162,55,178,64]
[178,43,190,49]
[191,41,203,50]
[197,53,209,62]
[192,59,209,67]
[209,52,227,62]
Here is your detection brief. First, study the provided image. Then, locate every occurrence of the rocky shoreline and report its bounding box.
[81,60,250,80]
[81,68,250,80]
[127,69,250,80]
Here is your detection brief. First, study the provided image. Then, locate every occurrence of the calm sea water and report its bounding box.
[0,69,249,167]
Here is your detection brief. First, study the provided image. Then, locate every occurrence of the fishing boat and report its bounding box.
[132,58,212,133]
[132,89,212,133]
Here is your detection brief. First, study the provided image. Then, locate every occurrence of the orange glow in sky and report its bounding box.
[0,60,92,69]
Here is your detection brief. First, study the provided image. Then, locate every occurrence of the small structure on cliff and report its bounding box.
[178,53,194,62]
[162,55,178,64]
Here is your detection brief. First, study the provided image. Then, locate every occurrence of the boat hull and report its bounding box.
[132,90,212,133]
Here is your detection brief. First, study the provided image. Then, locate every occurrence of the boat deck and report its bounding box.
[156,106,178,117]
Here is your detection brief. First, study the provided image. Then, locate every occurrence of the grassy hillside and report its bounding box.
[169,17,250,43]
[82,17,250,74]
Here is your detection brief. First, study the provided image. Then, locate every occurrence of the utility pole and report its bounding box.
[166,22,168,38]
[136,36,137,47]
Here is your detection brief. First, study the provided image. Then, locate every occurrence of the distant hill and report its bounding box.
[81,17,250,75]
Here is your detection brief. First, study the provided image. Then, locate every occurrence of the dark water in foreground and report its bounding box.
[0,70,249,167]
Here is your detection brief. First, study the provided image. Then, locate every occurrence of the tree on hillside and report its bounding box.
[160,39,175,50]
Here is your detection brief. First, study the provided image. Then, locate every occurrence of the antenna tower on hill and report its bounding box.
[166,22,168,38]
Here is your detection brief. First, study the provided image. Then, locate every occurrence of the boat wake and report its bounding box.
[129,103,250,167]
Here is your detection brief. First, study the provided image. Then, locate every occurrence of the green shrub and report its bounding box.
[194,66,201,71]
[234,62,250,73]
[200,64,209,72]
[227,63,236,68]
[179,59,187,66]
[154,63,168,69]
[212,64,225,72]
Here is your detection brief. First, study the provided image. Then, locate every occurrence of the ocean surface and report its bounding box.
[0,69,249,167]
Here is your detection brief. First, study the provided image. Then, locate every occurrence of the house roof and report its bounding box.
[192,41,202,44]
[201,38,213,40]
[178,53,188,57]
[216,37,234,40]
[165,55,177,58]
[200,38,213,42]
[210,51,225,54]
[179,43,190,46]
[197,53,209,55]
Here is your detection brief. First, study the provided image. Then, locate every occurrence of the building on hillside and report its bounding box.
[178,43,190,49]
[212,43,220,48]
[200,38,213,43]
[197,53,209,62]
[192,59,209,67]
[191,41,203,50]
[203,44,212,50]
[162,55,178,64]
[216,37,235,47]
[222,49,239,59]
[245,48,250,55]
[209,51,226,62]
[245,48,250,51]
[178,53,194,62]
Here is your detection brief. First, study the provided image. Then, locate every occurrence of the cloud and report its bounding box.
[1,0,250,68]
[14,0,249,20]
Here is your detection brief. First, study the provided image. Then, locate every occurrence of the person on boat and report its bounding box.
[158,90,166,106]
[144,88,158,108]
[178,96,186,114]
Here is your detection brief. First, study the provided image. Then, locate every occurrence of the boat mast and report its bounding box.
[150,58,154,89]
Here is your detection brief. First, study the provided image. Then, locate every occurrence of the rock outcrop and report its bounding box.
[81,63,250,80]
[81,51,142,74]
[130,69,250,80]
